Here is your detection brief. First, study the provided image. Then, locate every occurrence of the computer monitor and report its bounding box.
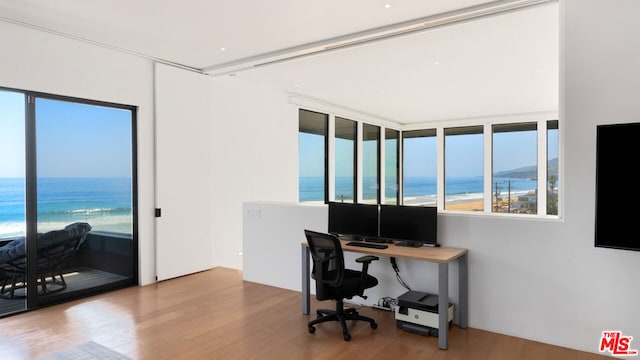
[379,205,437,245]
[327,202,379,239]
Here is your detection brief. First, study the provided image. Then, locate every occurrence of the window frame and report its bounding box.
[443,125,485,212]
[384,128,400,205]
[401,129,437,206]
[0,85,139,309]
[491,122,539,215]
[296,106,560,219]
[334,116,358,203]
[361,123,381,204]
[298,109,329,204]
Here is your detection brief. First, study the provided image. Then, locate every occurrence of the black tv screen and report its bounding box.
[327,202,378,238]
[379,205,437,245]
[595,122,640,251]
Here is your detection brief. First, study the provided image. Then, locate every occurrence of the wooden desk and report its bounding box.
[301,240,468,350]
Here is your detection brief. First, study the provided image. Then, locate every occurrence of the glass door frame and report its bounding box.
[2,86,139,311]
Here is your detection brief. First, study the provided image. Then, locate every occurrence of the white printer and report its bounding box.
[394,290,454,336]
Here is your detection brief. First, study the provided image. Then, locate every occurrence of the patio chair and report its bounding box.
[0,222,92,299]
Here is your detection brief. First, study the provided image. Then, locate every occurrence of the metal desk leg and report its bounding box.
[458,253,468,329]
[301,246,310,315]
[438,262,449,350]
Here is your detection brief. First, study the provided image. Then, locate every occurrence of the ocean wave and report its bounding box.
[2,216,133,238]
[68,207,131,214]
[40,207,132,216]
[403,195,437,206]
[446,192,484,202]
[0,222,26,238]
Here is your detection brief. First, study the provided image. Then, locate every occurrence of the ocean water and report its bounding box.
[0,177,133,238]
[301,176,538,205]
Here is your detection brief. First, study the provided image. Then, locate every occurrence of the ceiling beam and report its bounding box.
[203,0,557,77]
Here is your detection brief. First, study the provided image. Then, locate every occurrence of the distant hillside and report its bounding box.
[494,158,558,180]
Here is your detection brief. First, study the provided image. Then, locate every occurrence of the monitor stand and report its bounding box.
[342,234,365,241]
[365,237,392,244]
[395,240,422,247]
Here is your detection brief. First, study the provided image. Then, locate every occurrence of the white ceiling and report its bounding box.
[0,0,559,124]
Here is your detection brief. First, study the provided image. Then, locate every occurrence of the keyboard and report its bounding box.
[346,241,388,249]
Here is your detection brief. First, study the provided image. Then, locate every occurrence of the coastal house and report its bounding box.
[0,0,638,358]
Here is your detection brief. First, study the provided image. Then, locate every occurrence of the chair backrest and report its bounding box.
[0,222,92,273]
[304,230,345,301]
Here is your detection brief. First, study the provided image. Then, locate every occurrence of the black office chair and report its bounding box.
[304,229,379,341]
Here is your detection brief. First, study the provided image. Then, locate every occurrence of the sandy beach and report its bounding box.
[445,199,484,211]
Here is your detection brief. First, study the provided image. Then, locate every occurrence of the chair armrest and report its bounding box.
[354,255,379,299]
[355,255,379,264]
[355,255,379,281]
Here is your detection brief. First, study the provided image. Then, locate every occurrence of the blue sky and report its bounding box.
[0,91,25,177]
[0,90,133,178]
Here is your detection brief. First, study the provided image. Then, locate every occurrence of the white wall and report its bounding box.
[210,77,298,269]
[243,202,327,291]
[239,0,640,355]
[0,20,157,285]
[561,0,640,349]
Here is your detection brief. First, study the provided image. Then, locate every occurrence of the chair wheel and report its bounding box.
[308,326,316,334]
[371,322,378,329]
[343,333,351,341]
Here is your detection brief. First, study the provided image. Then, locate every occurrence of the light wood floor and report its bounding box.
[0,267,607,360]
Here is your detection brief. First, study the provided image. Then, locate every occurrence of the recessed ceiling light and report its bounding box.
[384,4,391,9]
[434,62,440,65]
[220,47,226,51]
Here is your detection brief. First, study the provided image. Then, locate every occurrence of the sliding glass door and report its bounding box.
[0,89,137,315]
[34,96,137,306]
[0,90,28,315]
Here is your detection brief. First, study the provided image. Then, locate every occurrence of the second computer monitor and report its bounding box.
[327,202,379,238]
[379,204,437,245]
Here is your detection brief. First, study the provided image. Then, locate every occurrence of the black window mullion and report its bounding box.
[24,94,38,309]
[353,121,358,203]
[324,117,329,204]
[377,128,381,204]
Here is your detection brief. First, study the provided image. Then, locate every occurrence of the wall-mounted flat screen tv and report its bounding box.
[327,202,379,239]
[595,122,640,251]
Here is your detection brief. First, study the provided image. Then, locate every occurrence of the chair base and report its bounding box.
[1,268,67,299]
[308,299,378,341]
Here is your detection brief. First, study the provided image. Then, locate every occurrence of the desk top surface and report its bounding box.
[302,240,467,263]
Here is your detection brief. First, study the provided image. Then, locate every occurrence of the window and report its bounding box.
[492,123,538,214]
[299,109,328,203]
[296,107,559,218]
[0,88,137,314]
[402,129,437,206]
[35,97,135,233]
[362,123,380,204]
[444,126,484,211]
[547,120,559,215]
[334,117,356,202]
[384,129,399,204]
